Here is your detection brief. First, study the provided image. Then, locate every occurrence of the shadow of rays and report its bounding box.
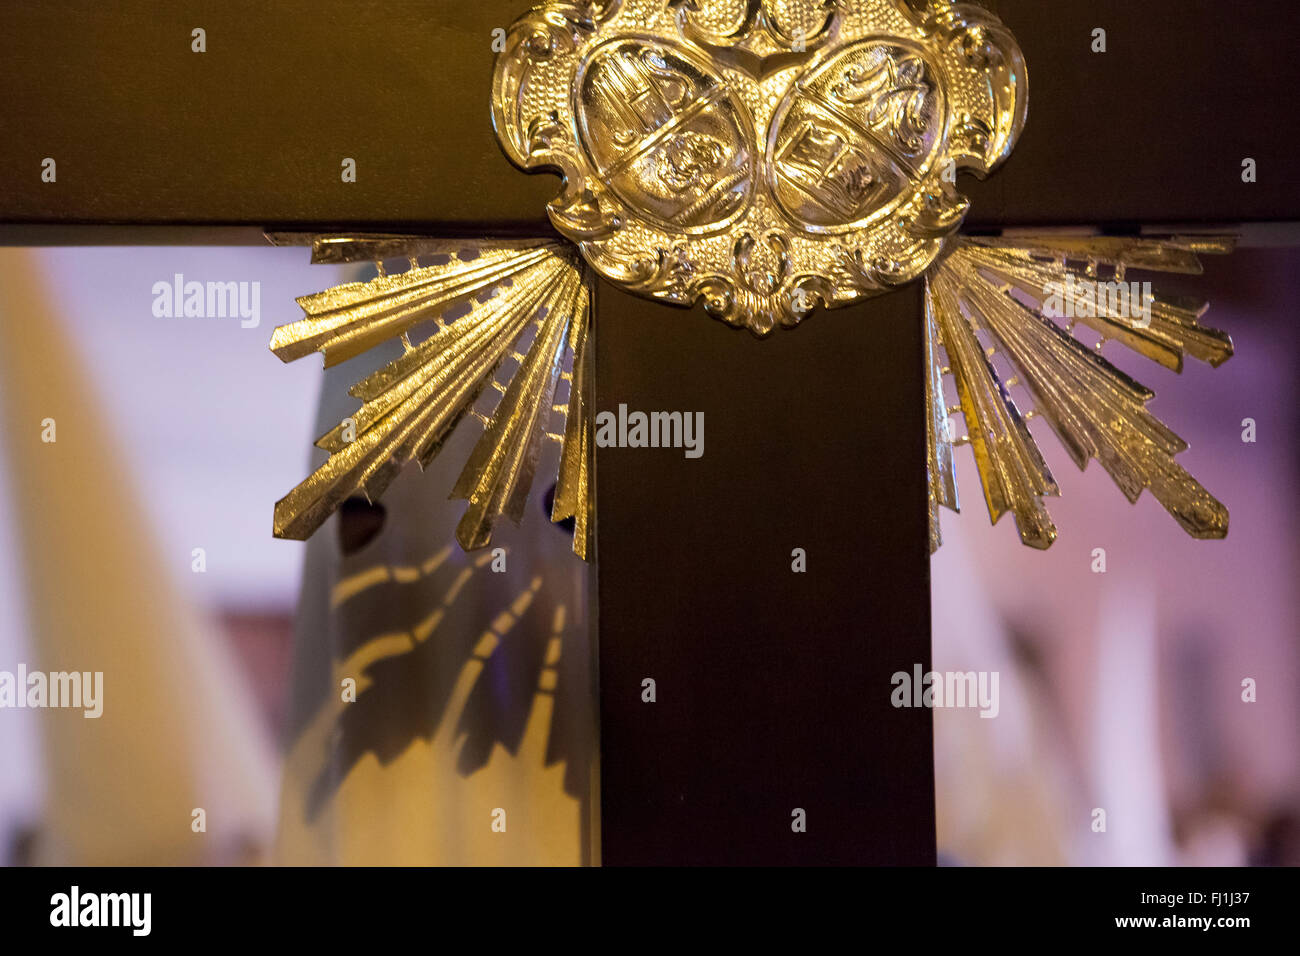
[302,545,590,824]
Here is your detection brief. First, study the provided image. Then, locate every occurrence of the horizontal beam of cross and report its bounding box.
[0,0,1296,242]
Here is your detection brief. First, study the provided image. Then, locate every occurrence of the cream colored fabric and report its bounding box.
[931,524,1074,866]
[0,249,277,865]
[274,346,597,866]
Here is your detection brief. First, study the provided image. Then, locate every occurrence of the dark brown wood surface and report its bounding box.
[593,282,935,865]
[964,0,1300,228]
[0,1,1296,241]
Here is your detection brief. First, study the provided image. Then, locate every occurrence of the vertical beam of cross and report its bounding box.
[594,282,935,864]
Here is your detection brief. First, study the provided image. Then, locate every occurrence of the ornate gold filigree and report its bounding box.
[925,234,1234,551]
[492,0,1026,335]
[268,2,1234,558]
[268,236,594,558]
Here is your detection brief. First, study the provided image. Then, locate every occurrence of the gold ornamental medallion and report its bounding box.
[492,0,1026,333]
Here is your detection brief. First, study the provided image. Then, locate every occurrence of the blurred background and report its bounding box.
[0,241,1295,866]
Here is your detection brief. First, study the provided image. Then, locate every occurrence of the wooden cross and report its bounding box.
[2,0,1296,865]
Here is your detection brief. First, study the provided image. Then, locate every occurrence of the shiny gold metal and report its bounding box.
[269,237,593,556]
[925,234,1234,551]
[492,0,1026,334]
[269,2,1234,557]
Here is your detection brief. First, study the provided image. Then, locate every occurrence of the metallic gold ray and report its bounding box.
[270,239,595,557]
[273,263,562,539]
[270,242,564,367]
[266,233,555,267]
[961,236,1234,371]
[924,289,959,553]
[972,234,1234,274]
[452,266,589,551]
[552,313,595,560]
[928,271,1059,549]
[925,235,1233,549]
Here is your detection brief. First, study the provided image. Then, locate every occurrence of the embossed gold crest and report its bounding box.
[492,0,1026,333]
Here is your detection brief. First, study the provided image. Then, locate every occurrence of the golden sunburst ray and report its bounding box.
[450,264,588,552]
[925,233,1235,552]
[271,232,1234,560]
[550,314,595,560]
[269,237,593,556]
[270,239,561,367]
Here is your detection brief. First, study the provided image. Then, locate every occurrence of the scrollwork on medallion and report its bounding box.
[585,241,693,297]
[766,39,945,234]
[668,0,841,56]
[491,4,627,241]
[574,37,756,234]
[657,132,729,193]
[735,230,791,298]
[681,230,842,334]
[832,232,943,291]
[900,1,1028,173]
[829,50,934,156]
[899,184,969,239]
